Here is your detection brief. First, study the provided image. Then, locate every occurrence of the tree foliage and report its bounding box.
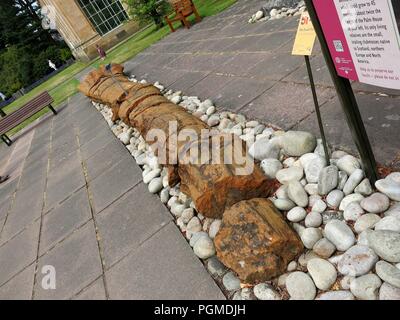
[0,0,73,98]
[124,0,171,28]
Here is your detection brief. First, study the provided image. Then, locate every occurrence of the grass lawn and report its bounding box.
[2,0,237,138]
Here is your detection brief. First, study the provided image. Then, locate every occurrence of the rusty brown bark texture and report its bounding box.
[78,64,303,283]
[214,198,303,283]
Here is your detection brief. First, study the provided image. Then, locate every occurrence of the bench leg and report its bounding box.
[1,134,12,146]
[193,7,202,22]
[182,17,191,29]
[165,17,175,32]
[0,109,5,117]
[48,104,57,115]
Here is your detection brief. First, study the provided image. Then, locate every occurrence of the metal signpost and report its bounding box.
[304,0,381,183]
[292,11,330,161]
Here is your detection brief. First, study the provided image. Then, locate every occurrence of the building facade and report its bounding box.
[39,0,140,61]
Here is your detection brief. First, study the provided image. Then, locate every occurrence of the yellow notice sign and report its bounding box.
[292,11,316,56]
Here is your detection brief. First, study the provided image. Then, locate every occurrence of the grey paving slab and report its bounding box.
[168,71,209,92]
[133,68,163,84]
[240,82,336,130]
[150,69,188,87]
[295,94,400,167]
[247,51,305,81]
[51,129,79,159]
[0,198,11,222]
[45,168,85,213]
[214,24,244,38]
[18,159,48,192]
[283,54,334,87]
[213,77,276,112]
[89,156,142,214]
[1,180,45,242]
[0,220,40,286]
[23,144,49,165]
[165,54,197,71]
[151,53,183,67]
[49,143,80,173]
[250,31,295,52]
[105,222,225,300]
[0,263,35,300]
[0,179,18,204]
[45,152,85,212]
[80,129,116,161]
[214,52,267,76]
[190,53,237,73]
[73,277,106,300]
[78,120,112,145]
[85,138,132,181]
[199,38,239,53]
[96,182,171,269]
[2,132,34,184]
[185,74,235,100]
[39,188,91,256]
[75,66,96,82]
[127,63,155,80]
[34,221,102,300]
[0,141,15,164]
[222,35,261,53]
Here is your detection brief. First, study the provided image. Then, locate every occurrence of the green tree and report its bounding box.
[124,0,171,28]
[0,46,32,96]
[0,0,56,51]
[0,0,73,98]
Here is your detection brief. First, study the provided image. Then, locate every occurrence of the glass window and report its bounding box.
[77,0,128,35]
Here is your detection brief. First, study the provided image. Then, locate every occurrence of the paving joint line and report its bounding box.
[0,131,37,245]
[75,128,111,300]
[31,116,54,300]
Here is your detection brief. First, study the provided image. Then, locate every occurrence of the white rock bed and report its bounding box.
[249,1,306,24]
[91,74,400,300]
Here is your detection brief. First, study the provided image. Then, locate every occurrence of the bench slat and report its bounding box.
[0,91,54,136]
[0,97,53,128]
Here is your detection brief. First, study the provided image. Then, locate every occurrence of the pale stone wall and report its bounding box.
[39,0,140,61]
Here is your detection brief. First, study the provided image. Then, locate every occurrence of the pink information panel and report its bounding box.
[313,0,400,90]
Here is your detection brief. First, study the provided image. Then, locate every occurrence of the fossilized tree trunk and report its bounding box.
[214,198,303,283]
[78,64,304,284]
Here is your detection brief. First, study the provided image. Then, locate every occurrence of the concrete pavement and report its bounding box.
[0,94,224,300]
[124,0,400,169]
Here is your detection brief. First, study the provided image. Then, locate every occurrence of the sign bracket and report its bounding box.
[304,55,330,161]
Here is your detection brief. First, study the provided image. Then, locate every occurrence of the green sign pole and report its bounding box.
[304,0,379,184]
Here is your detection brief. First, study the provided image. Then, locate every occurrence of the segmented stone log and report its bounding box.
[78,64,133,121]
[79,65,304,281]
[129,101,210,165]
[214,198,303,284]
[118,88,166,124]
[78,64,276,218]
[178,134,276,218]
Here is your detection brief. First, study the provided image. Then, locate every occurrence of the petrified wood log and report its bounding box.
[78,64,134,121]
[118,87,166,124]
[79,65,276,218]
[214,198,303,284]
[129,101,210,163]
[178,134,276,218]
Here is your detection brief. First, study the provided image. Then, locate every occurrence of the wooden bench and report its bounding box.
[165,0,202,32]
[0,91,56,146]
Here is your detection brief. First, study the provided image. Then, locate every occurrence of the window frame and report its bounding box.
[76,0,129,36]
